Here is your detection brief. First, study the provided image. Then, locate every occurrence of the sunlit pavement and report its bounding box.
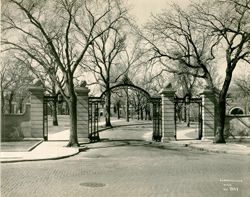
[47,116,200,141]
[48,129,70,141]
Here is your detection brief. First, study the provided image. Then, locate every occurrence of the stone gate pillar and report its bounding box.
[28,80,44,138]
[75,81,90,143]
[160,84,176,141]
[200,88,215,140]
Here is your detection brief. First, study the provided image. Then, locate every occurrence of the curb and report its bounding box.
[1,146,89,164]
[187,144,250,155]
[28,140,44,151]
[1,151,79,163]
[166,140,250,155]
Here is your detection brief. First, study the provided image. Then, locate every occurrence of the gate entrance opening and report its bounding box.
[174,96,202,140]
[88,83,162,143]
[43,94,69,141]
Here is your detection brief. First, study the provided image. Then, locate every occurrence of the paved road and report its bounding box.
[1,124,250,197]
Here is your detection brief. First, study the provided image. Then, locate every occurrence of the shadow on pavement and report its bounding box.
[81,138,198,153]
[98,122,152,132]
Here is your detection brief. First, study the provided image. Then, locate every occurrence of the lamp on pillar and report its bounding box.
[185,93,191,127]
[185,93,190,104]
[57,92,63,103]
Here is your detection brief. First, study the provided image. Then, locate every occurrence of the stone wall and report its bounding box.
[225,115,250,139]
[2,104,31,141]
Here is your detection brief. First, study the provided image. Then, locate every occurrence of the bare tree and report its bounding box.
[0,56,33,114]
[83,27,126,127]
[142,4,218,89]
[13,54,62,125]
[234,70,250,113]
[235,75,250,96]
[83,26,146,126]
[114,36,147,122]
[192,0,250,143]
[143,0,250,143]
[173,71,200,126]
[1,0,127,146]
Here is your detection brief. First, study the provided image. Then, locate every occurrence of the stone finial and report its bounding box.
[33,78,43,87]
[201,85,216,96]
[160,83,175,95]
[80,80,87,87]
[165,83,172,89]
[75,80,90,95]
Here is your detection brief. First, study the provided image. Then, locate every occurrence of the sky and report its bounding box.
[127,0,189,25]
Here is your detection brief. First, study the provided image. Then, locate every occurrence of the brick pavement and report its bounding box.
[1,138,250,197]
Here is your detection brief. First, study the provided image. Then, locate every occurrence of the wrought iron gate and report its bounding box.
[43,94,68,141]
[152,97,162,141]
[87,82,163,143]
[43,95,56,141]
[174,96,202,140]
[88,97,103,142]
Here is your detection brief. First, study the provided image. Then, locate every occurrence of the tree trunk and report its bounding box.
[186,104,190,127]
[148,104,152,120]
[1,91,4,113]
[126,88,129,122]
[137,107,139,120]
[67,96,79,147]
[214,99,226,143]
[117,102,120,119]
[51,85,58,126]
[105,90,112,127]
[140,107,143,120]
[52,99,58,126]
[214,67,233,143]
[184,102,187,122]
[66,76,79,147]
[178,107,182,122]
[19,98,23,113]
[8,92,14,114]
[66,102,69,115]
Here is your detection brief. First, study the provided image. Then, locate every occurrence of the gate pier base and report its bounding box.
[75,85,90,143]
[160,84,176,142]
[29,84,44,139]
[200,88,215,141]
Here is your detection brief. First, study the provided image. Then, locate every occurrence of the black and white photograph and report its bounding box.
[1,0,250,196]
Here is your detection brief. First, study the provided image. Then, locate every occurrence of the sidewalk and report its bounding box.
[170,123,250,155]
[169,140,250,155]
[1,122,250,163]
[1,139,249,163]
[0,141,83,163]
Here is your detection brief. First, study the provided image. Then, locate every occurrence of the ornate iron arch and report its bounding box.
[88,77,162,142]
[99,83,152,100]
